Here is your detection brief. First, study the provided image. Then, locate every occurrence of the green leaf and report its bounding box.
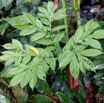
[33,94,51,103]
[41,60,49,74]
[75,45,86,53]
[36,18,42,29]
[38,7,49,18]
[84,20,100,35]
[20,70,33,88]
[53,9,66,20]
[2,0,13,7]
[0,55,13,61]
[0,0,3,10]
[31,32,46,41]
[33,57,42,65]
[15,25,34,30]
[10,72,25,86]
[19,27,36,36]
[22,55,31,64]
[0,23,9,35]
[74,26,84,42]
[29,74,37,90]
[1,66,12,78]
[59,51,73,68]
[12,39,23,50]
[73,91,84,103]
[94,72,104,79]
[35,80,46,93]
[40,18,50,26]
[3,43,17,49]
[83,61,90,70]
[46,58,56,71]
[81,49,102,57]
[90,30,104,39]
[63,37,75,51]
[52,25,66,32]
[9,67,27,75]
[5,58,15,66]
[84,58,95,71]
[86,39,102,49]
[2,51,14,55]
[79,61,86,74]
[36,38,53,45]
[23,12,35,25]
[14,56,22,66]
[10,64,27,75]
[60,35,69,43]
[38,13,46,18]
[56,92,69,103]
[37,65,46,81]
[85,20,100,31]
[45,46,55,51]
[70,55,79,79]
[6,15,29,26]
[37,48,49,57]
[53,31,65,43]
[16,0,28,5]
[47,1,55,13]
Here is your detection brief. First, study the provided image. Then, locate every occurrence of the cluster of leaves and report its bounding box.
[0,1,66,90]
[0,0,41,37]
[0,39,56,90]
[0,0,41,11]
[93,40,104,95]
[59,20,104,79]
[0,0,13,9]
[1,1,104,103]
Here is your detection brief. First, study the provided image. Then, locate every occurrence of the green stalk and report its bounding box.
[73,0,81,27]
[61,0,68,36]
[76,10,81,27]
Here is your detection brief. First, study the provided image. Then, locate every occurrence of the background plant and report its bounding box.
[0,1,66,90]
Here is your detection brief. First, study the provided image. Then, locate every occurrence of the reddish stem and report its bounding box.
[67,65,74,89]
[73,78,79,92]
[54,0,60,33]
[54,0,58,11]
[47,94,60,103]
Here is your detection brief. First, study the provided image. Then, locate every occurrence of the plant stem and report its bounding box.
[67,65,74,89]
[72,1,81,92]
[61,0,68,36]
[67,0,81,91]
[76,10,81,27]
[54,0,58,11]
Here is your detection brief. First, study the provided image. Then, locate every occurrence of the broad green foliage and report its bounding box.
[0,0,13,9]
[93,40,104,94]
[33,94,51,103]
[0,1,66,90]
[59,20,104,79]
[1,1,104,91]
[0,0,36,9]
[0,23,9,35]
[0,39,56,90]
[5,1,66,43]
